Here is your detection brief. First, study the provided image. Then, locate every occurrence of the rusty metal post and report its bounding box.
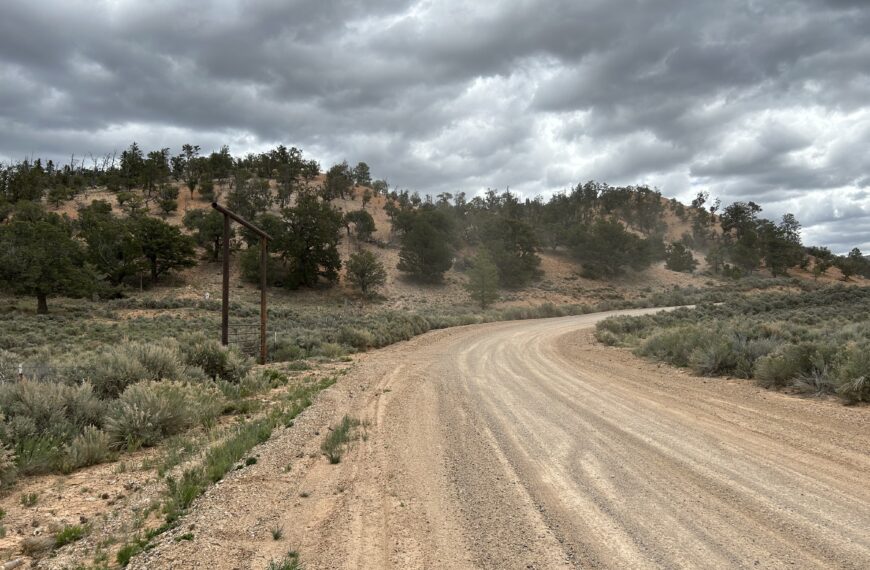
[211,202,271,357]
[259,237,268,364]
[221,212,230,346]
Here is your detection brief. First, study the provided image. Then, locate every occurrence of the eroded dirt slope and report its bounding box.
[138,309,870,569]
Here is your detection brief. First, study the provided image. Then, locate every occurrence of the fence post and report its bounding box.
[260,237,268,365]
[221,212,230,346]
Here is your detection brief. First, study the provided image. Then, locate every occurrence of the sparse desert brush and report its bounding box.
[0,380,105,466]
[337,326,374,351]
[54,523,89,547]
[0,349,22,382]
[180,333,251,382]
[270,338,306,361]
[77,350,149,398]
[321,415,360,464]
[125,340,186,381]
[594,329,621,346]
[267,550,302,570]
[637,325,710,367]
[314,342,347,359]
[600,285,870,404]
[0,441,16,487]
[64,425,113,470]
[106,380,222,450]
[834,344,870,403]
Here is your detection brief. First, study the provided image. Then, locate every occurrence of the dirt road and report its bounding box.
[138,309,870,569]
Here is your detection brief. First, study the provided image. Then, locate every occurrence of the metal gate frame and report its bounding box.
[211,202,272,364]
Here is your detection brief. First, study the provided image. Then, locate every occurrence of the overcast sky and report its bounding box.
[1,1,868,252]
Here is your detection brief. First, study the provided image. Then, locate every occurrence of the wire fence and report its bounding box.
[228,320,264,357]
[0,320,266,383]
[0,362,58,383]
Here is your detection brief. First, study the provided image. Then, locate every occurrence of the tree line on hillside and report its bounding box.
[680,192,869,280]
[1,143,868,313]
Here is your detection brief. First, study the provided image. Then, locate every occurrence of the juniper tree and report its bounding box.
[346,250,387,297]
[0,208,93,313]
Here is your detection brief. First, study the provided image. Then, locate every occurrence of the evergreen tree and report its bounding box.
[183,209,229,261]
[132,216,196,281]
[664,242,697,272]
[178,144,201,197]
[479,216,540,287]
[78,201,146,285]
[758,214,803,276]
[346,250,386,297]
[0,208,94,313]
[274,194,343,288]
[571,219,652,278]
[157,184,179,216]
[227,174,273,224]
[397,209,454,282]
[465,249,499,309]
[343,209,376,242]
[323,162,353,200]
[353,162,372,187]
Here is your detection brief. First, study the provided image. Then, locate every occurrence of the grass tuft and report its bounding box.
[321,416,360,464]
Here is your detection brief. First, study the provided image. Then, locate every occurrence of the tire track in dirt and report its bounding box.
[138,309,870,569]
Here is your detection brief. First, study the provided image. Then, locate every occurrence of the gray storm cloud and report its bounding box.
[0,0,868,252]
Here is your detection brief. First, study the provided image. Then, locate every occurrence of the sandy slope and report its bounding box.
[136,309,870,569]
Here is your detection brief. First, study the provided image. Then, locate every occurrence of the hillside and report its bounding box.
[40,178,843,314]
[1,164,868,568]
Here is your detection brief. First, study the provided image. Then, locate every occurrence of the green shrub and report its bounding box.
[637,325,709,367]
[754,346,805,388]
[267,551,301,570]
[179,334,251,382]
[270,339,305,361]
[321,416,359,464]
[754,342,837,389]
[314,342,346,359]
[0,380,102,435]
[13,436,65,475]
[64,426,112,470]
[594,329,620,346]
[597,315,652,337]
[337,327,374,351]
[125,341,185,381]
[79,350,149,399]
[0,350,21,383]
[106,381,221,450]
[835,344,870,403]
[0,380,105,461]
[116,541,142,566]
[689,339,736,376]
[55,523,88,547]
[736,338,780,378]
[0,443,16,487]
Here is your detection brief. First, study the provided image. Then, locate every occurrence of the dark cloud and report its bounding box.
[1,0,868,252]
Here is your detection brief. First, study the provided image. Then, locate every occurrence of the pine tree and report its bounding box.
[664,243,697,272]
[465,249,499,309]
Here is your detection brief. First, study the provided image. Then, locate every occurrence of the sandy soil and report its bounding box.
[135,309,870,569]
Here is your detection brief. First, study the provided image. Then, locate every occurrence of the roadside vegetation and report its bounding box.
[321,415,361,464]
[2,140,869,566]
[596,285,870,404]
